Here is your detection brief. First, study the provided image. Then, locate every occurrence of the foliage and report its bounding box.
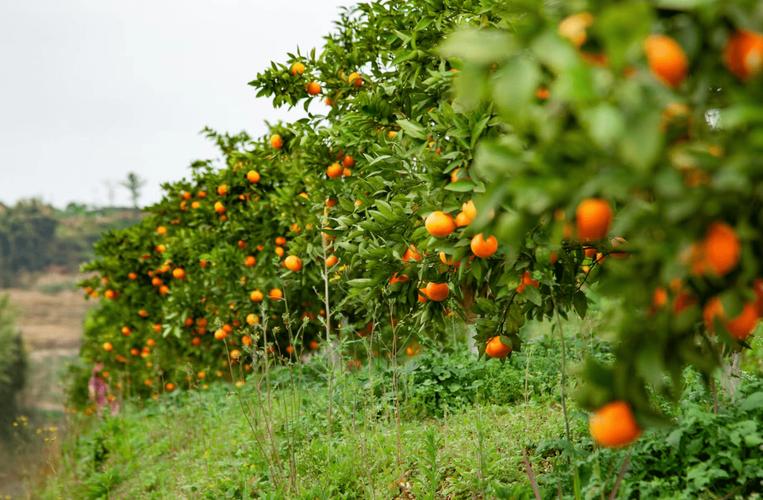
[0,295,26,436]
[73,0,763,444]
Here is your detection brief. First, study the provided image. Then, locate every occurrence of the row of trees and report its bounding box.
[76,0,762,448]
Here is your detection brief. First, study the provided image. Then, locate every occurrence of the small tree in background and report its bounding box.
[121,172,145,210]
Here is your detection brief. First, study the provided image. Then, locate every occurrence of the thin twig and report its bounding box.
[608,452,631,500]
[522,448,542,500]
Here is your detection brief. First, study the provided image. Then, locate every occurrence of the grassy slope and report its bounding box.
[41,379,568,499]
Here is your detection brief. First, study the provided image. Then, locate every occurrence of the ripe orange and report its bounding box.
[703,297,759,341]
[309,340,320,350]
[348,72,363,87]
[343,155,355,168]
[246,170,261,184]
[417,288,428,303]
[230,349,241,360]
[214,329,227,340]
[424,282,449,302]
[326,162,343,179]
[425,211,456,237]
[724,30,763,80]
[181,191,192,200]
[191,336,202,346]
[275,236,286,246]
[652,287,668,309]
[589,401,641,447]
[290,61,305,76]
[172,268,186,280]
[200,259,209,269]
[270,134,283,150]
[455,211,471,227]
[325,254,338,267]
[485,336,511,358]
[285,344,295,355]
[214,201,225,214]
[703,222,740,276]
[471,234,498,258]
[104,289,117,300]
[128,272,137,280]
[244,255,256,267]
[152,323,162,333]
[275,246,285,258]
[401,244,422,262]
[217,184,229,196]
[516,271,539,293]
[138,309,149,318]
[242,335,253,346]
[575,198,612,241]
[326,198,337,208]
[558,12,594,48]
[156,226,167,236]
[306,81,322,95]
[165,382,176,392]
[146,338,156,347]
[103,342,113,352]
[246,313,259,326]
[284,255,303,272]
[439,252,458,266]
[197,191,207,199]
[269,288,283,301]
[644,34,688,88]
[343,168,352,177]
[249,289,264,303]
[155,244,166,254]
[387,130,398,139]
[121,326,132,336]
[389,273,409,285]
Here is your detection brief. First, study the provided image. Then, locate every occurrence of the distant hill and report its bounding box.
[0,200,142,287]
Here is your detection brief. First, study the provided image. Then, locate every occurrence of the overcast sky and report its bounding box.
[0,0,354,208]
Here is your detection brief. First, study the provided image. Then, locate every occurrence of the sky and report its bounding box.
[0,0,354,208]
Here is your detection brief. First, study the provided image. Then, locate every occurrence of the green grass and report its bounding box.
[40,373,569,498]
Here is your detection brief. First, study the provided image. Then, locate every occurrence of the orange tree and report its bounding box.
[74,0,762,448]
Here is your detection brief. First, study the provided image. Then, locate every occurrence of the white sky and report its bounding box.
[0,0,354,208]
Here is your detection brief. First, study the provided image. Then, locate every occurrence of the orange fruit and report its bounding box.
[575,198,612,241]
[455,211,472,227]
[214,329,227,340]
[181,191,192,200]
[146,338,156,347]
[103,342,113,352]
[250,289,264,303]
[309,340,320,350]
[326,198,337,208]
[461,200,477,221]
[703,297,759,341]
[138,309,149,318]
[165,382,176,392]
[242,335,253,346]
[214,201,225,214]
[172,268,186,280]
[246,170,261,184]
[516,271,539,293]
[343,155,355,168]
[200,259,209,269]
[424,282,449,302]
[191,336,202,346]
[652,287,668,309]
[237,239,247,249]
[348,72,363,87]
[470,234,498,258]
[324,97,334,106]
[703,222,740,276]
[155,244,166,254]
[128,272,137,280]
[401,244,422,262]
[244,255,256,267]
[245,313,259,326]
[644,34,688,88]
[275,246,285,258]
[387,130,398,139]
[270,134,283,150]
[290,62,305,76]
[389,273,409,285]
[121,326,132,336]
[275,236,286,245]
[284,255,303,272]
[197,191,207,199]
[535,87,550,100]
[217,184,229,196]
[152,323,162,333]
[306,81,321,95]
[485,336,511,358]
[104,289,117,300]
[724,30,763,80]
[558,12,594,48]
[589,401,641,447]
[325,255,338,267]
[230,349,241,360]
[439,252,458,266]
[343,168,352,177]
[269,288,283,301]
[425,211,456,237]
[417,288,428,303]
[156,226,167,236]
[285,344,295,355]
[326,162,343,179]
